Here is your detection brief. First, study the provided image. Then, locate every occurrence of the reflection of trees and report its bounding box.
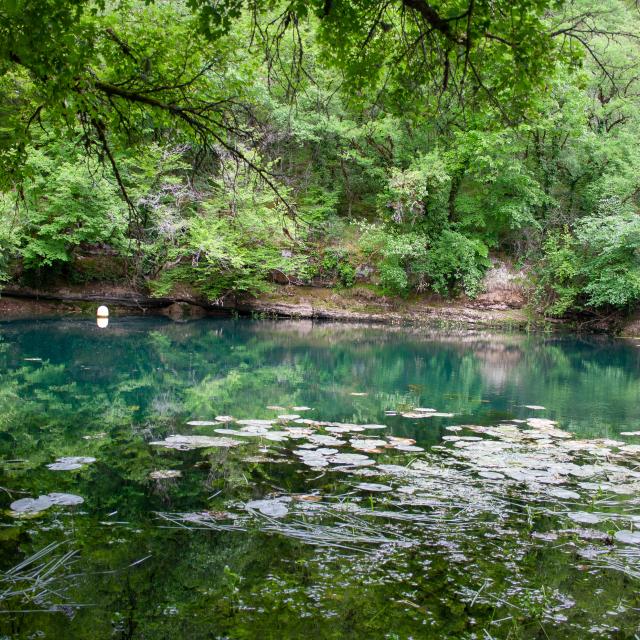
[1,320,640,460]
[476,342,524,390]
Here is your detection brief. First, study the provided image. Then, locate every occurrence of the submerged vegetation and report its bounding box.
[0,0,639,322]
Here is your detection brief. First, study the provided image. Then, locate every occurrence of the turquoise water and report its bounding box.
[1,318,640,638]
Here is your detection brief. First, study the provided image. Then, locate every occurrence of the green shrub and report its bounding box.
[536,212,640,315]
[575,213,640,309]
[359,223,489,297]
[378,152,450,235]
[0,208,18,282]
[535,231,580,316]
[322,248,356,287]
[378,261,409,293]
[149,177,311,300]
[419,231,490,297]
[0,143,128,271]
[359,224,427,295]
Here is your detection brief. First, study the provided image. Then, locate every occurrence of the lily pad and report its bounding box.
[299,457,329,468]
[150,470,182,479]
[215,428,266,437]
[527,418,559,429]
[10,496,54,515]
[285,427,314,438]
[620,444,640,454]
[355,483,392,492]
[326,425,365,433]
[614,530,640,544]
[387,436,416,445]
[47,462,83,471]
[47,456,96,471]
[393,444,425,452]
[329,453,375,466]
[351,438,387,451]
[547,488,580,500]
[568,512,602,525]
[264,432,290,441]
[309,435,344,447]
[478,471,504,480]
[48,492,84,506]
[150,435,242,450]
[246,498,289,518]
[9,492,83,516]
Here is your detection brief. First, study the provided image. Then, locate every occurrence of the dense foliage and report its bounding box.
[1,0,639,318]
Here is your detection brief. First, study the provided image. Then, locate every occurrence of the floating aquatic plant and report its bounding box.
[150,435,242,450]
[150,470,182,479]
[355,483,392,492]
[46,456,96,471]
[9,493,83,517]
[245,498,290,518]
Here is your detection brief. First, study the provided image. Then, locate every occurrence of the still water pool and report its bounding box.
[1,318,640,639]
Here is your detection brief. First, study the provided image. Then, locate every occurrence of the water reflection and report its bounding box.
[0,319,639,639]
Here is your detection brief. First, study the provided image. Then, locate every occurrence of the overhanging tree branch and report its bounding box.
[400,0,467,44]
[89,79,297,217]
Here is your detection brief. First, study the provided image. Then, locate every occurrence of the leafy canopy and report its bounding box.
[0,0,570,191]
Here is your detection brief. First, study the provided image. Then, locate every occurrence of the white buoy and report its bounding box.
[97,305,109,318]
[97,317,109,329]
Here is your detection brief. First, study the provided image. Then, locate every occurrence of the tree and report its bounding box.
[0,0,581,203]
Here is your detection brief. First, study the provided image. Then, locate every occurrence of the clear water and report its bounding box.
[1,318,640,639]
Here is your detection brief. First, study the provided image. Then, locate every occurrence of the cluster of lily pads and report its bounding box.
[10,493,83,517]
[7,456,96,517]
[16,402,640,573]
[149,405,640,573]
[150,410,427,462]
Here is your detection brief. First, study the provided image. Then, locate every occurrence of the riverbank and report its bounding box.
[0,281,529,327]
[2,279,638,334]
[0,279,570,332]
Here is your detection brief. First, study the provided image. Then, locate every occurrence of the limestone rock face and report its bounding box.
[473,259,527,309]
